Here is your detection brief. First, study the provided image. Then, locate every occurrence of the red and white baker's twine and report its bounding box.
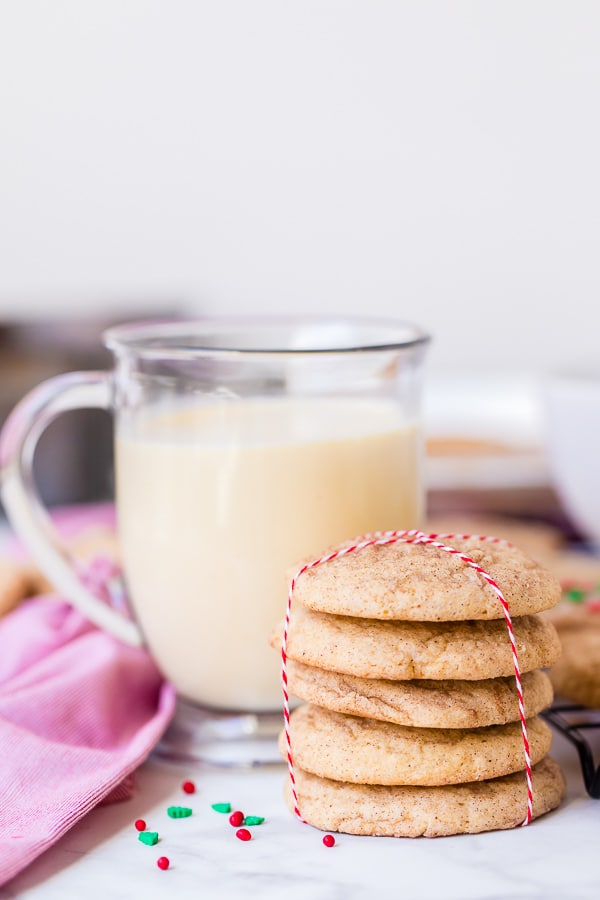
[281,530,534,828]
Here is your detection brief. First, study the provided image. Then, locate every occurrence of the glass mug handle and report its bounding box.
[0,370,143,646]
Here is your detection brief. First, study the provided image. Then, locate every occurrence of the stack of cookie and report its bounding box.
[270,535,566,837]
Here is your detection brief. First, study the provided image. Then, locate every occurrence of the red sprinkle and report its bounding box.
[134,819,146,832]
[236,828,252,842]
[229,810,245,827]
[156,856,170,870]
[323,834,335,848]
[182,780,196,794]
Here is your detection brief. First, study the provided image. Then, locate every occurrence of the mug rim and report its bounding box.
[103,315,431,359]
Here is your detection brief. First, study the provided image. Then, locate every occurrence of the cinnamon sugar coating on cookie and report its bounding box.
[271,604,561,681]
[289,537,561,621]
[0,558,34,618]
[284,758,565,837]
[549,615,600,708]
[285,661,553,728]
[281,704,552,785]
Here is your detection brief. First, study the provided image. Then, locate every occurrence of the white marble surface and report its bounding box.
[1,727,598,900]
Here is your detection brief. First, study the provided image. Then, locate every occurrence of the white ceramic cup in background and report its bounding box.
[544,371,600,548]
[0,316,430,763]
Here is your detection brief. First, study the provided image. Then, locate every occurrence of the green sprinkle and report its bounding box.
[138,831,159,846]
[211,802,232,813]
[167,806,193,818]
[243,816,265,826]
[565,588,586,603]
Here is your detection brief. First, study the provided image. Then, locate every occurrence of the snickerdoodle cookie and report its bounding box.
[281,704,552,785]
[0,558,32,618]
[289,535,561,621]
[272,603,561,681]
[285,660,553,728]
[284,757,565,837]
[549,613,600,708]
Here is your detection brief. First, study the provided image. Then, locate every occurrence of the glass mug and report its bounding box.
[0,316,430,764]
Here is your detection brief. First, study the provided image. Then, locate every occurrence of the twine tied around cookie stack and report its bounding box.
[273,529,565,838]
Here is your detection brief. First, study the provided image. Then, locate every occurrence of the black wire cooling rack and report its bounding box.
[542,703,600,798]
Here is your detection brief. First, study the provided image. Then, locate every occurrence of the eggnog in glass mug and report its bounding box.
[0,316,430,764]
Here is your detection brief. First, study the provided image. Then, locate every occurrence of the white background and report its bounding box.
[0,1,599,378]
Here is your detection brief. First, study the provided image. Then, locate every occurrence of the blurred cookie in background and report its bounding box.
[0,557,37,617]
[546,583,600,708]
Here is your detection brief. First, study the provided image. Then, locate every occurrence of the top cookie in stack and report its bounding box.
[271,534,566,837]
[289,536,561,621]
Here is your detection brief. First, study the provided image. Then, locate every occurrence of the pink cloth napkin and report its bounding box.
[0,566,176,885]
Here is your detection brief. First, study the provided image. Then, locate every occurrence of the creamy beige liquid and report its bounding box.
[115,398,422,710]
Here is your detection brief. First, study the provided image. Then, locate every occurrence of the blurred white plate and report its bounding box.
[424,373,550,491]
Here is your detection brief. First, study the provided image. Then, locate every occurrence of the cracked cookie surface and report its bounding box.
[272,603,561,680]
[285,660,553,728]
[289,535,561,620]
[284,757,565,837]
[281,704,552,785]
